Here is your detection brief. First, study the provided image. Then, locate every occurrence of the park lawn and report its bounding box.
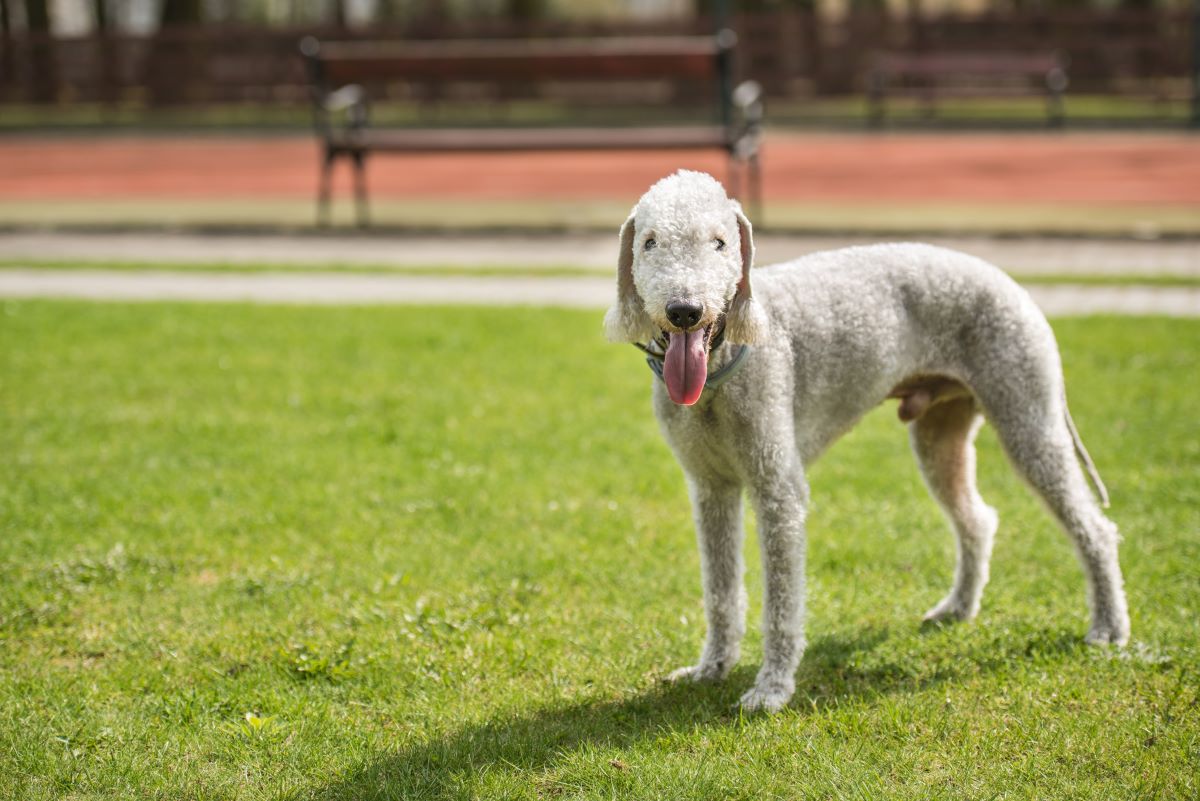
[0,94,1188,131]
[1,302,1197,800]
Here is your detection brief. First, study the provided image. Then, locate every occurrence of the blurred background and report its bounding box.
[1,0,1197,127]
[0,0,1197,245]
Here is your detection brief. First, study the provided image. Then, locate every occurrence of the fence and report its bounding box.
[0,9,1194,115]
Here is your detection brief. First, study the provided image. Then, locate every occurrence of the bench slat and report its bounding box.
[329,126,732,153]
[875,51,1062,78]
[885,85,1054,97]
[318,37,724,83]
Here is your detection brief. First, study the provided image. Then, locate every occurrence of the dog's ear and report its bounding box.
[725,206,769,345]
[604,212,657,343]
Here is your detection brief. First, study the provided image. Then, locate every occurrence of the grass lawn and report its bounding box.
[0,95,1189,131]
[1,302,1197,800]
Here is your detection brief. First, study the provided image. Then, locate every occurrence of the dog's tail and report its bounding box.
[1064,395,1110,508]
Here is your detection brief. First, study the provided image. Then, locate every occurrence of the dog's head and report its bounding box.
[604,170,768,405]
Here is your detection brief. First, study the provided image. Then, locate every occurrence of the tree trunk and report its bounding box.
[505,0,546,21]
[0,0,12,98]
[148,0,204,106]
[160,0,202,25]
[92,0,118,105]
[377,0,402,23]
[331,0,348,28]
[23,0,56,104]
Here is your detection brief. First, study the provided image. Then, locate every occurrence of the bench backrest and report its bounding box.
[874,51,1064,78]
[300,32,737,126]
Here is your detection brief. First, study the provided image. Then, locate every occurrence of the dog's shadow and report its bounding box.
[295,626,1081,800]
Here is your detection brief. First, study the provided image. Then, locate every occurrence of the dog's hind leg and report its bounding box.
[988,402,1130,645]
[669,476,748,683]
[910,395,999,623]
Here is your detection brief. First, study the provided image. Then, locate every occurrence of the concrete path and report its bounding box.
[1,231,1197,316]
[2,268,1197,317]
[0,269,611,308]
[2,231,1198,276]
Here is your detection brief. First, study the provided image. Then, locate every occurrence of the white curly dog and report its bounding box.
[605,170,1129,712]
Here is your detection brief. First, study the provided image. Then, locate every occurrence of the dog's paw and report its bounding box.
[667,661,729,684]
[1085,617,1130,647]
[734,671,792,714]
[738,677,794,713]
[921,595,976,625]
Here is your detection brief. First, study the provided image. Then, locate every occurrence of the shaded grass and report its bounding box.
[3,259,1200,287]
[1009,272,1200,288]
[1,303,1197,799]
[0,94,1189,131]
[769,94,1193,127]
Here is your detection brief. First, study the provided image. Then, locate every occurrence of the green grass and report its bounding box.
[1,302,1197,800]
[768,94,1193,127]
[1009,273,1200,288]
[5,259,1200,287]
[0,94,1190,131]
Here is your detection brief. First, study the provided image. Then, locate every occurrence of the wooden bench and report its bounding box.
[868,51,1069,127]
[299,32,764,226]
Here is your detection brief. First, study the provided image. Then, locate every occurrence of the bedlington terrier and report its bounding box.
[605,170,1129,713]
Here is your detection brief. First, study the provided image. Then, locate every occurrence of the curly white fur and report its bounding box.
[609,170,1130,713]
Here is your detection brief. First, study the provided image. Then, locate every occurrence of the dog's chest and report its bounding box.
[652,385,746,480]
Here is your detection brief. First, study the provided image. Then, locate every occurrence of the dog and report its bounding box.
[604,170,1129,712]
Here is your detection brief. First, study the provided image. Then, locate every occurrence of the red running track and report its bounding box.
[1,132,1197,206]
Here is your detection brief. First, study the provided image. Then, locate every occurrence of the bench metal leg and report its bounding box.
[1047,94,1064,128]
[1046,66,1068,128]
[318,148,335,227]
[920,88,937,121]
[868,72,886,128]
[726,157,742,206]
[725,154,761,223]
[747,152,763,224]
[1046,87,1065,128]
[352,150,369,228]
[869,98,886,128]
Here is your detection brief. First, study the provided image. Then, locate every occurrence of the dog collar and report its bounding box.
[636,341,752,394]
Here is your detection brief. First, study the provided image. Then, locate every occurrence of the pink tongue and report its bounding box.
[664,329,708,405]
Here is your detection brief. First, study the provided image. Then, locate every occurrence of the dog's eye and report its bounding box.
[644,238,657,251]
[715,238,726,251]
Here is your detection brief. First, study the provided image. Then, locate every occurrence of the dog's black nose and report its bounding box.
[666,300,703,330]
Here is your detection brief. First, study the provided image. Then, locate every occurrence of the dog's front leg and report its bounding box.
[741,462,808,713]
[669,477,747,683]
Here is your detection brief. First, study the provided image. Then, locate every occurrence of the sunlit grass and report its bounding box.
[1,302,1196,799]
